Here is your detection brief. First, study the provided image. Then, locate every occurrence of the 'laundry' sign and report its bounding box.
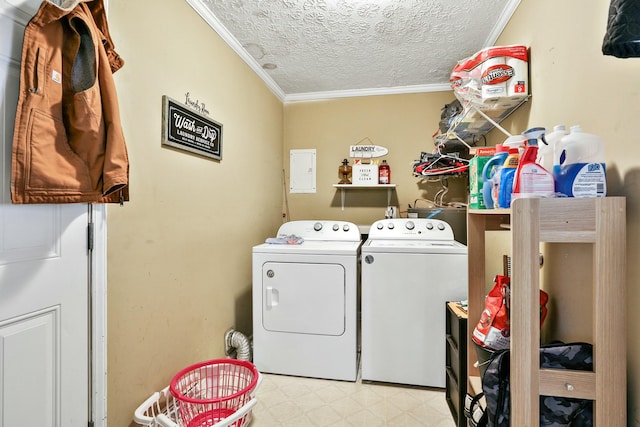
[349,145,388,158]
[162,95,223,161]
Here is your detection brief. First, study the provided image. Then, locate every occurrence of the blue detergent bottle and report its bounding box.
[497,148,520,208]
[553,125,607,197]
[481,144,509,209]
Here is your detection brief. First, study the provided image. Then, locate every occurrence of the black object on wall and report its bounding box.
[603,0,640,58]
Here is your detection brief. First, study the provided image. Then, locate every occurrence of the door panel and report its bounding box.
[262,262,345,336]
[1,205,60,263]
[1,308,58,427]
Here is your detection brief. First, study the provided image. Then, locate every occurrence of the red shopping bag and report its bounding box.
[473,274,550,351]
[473,275,511,350]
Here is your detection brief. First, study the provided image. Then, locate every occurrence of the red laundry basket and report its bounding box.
[169,359,259,427]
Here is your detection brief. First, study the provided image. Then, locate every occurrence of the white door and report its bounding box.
[0,1,90,426]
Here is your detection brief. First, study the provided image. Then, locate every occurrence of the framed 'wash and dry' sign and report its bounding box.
[161,95,222,161]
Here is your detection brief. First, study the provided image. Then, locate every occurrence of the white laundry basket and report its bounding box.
[133,359,261,427]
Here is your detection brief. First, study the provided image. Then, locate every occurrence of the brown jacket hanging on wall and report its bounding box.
[11,0,129,204]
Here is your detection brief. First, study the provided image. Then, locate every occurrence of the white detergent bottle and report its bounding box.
[536,124,566,172]
[553,125,607,197]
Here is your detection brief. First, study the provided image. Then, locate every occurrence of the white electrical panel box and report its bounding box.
[289,149,316,193]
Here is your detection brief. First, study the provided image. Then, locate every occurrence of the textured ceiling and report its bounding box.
[187,0,521,101]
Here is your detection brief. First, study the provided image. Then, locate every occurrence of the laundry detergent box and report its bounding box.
[469,147,496,209]
[352,159,379,185]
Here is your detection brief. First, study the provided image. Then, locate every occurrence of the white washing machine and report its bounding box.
[361,218,467,388]
[252,220,361,381]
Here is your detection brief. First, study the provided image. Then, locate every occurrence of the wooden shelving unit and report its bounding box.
[466,197,626,426]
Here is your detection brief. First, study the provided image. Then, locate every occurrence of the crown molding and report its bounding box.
[484,0,521,47]
[283,83,453,103]
[185,0,287,101]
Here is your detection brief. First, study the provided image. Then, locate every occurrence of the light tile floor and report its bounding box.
[251,373,457,427]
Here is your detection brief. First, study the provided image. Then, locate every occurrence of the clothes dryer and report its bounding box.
[361,218,467,388]
[252,220,361,381]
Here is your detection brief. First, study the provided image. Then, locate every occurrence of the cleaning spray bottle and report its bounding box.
[512,127,555,200]
[496,147,520,208]
[481,144,509,209]
[502,134,526,154]
[553,125,606,197]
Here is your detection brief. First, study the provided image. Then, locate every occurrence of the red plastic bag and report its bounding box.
[473,275,550,351]
[473,275,511,350]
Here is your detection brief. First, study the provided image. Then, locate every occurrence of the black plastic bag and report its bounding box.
[602,0,640,58]
[482,342,594,427]
[439,99,463,134]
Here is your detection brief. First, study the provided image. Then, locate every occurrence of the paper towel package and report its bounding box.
[352,159,379,185]
[450,45,529,106]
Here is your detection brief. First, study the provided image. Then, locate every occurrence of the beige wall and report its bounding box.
[107,2,283,425]
[283,93,468,225]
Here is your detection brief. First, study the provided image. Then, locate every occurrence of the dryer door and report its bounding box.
[262,262,345,336]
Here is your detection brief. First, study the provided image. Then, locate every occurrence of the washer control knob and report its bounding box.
[333,224,340,231]
[437,223,445,230]
[405,221,415,230]
[314,222,323,231]
[426,222,434,230]
[377,223,384,230]
[387,223,395,229]
[343,224,350,232]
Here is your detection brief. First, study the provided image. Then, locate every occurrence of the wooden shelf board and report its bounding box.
[333,184,396,188]
[468,208,510,215]
[447,301,468,319]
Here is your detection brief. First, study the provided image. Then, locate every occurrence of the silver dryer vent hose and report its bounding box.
[224,328,252,361]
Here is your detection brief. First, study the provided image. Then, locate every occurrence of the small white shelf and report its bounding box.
[332,184,397,211]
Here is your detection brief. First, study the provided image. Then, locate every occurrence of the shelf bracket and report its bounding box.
[471,106,513,138]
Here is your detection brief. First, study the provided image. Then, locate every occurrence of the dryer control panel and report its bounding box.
[276,220,361,241]
[368,218,454,241]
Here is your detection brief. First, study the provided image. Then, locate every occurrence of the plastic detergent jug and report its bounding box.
[481,144,509,209]
[497,148,520,208]
[536,125,567,172]
[512,127,555,198]
[553,125,607,197]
